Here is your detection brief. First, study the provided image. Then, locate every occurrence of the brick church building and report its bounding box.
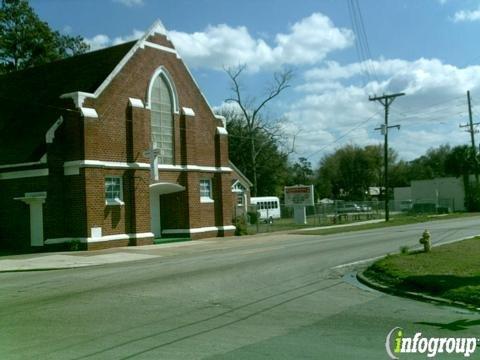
[0,21,237,251]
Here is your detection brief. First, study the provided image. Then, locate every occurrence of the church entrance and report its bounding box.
[149,182,185,238]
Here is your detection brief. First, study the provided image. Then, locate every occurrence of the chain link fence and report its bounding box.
[233,200,384,234]
[232,198,456,235]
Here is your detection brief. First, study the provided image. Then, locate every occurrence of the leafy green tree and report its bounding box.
[289,157,313,185]
[316,144,385,200]
[445,145,480,210]
[0,0,89,73]
[314,143,403,200]
[406,144,451,180]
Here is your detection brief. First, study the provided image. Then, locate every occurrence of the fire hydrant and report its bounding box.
[419,229,431,252]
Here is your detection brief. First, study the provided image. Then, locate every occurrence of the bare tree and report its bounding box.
[225,65,294,196]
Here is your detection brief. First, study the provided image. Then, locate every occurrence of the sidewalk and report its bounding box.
[0,219,384,272]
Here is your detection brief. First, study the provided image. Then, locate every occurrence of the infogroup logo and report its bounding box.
[386,327,478,359]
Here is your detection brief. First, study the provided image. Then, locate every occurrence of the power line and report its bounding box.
[304,111,381,160]
[346,0,378,85]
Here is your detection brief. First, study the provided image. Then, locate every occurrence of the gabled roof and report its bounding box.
[230,161,253,188]
[0,41,136,165]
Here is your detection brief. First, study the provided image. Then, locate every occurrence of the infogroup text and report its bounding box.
[386,327,477,359]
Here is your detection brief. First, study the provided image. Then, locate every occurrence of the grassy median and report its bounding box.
[293,212,478,236]
[364,237,480,307]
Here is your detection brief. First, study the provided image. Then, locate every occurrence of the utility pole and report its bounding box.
[369,92,405,221]
[460,90,480,183]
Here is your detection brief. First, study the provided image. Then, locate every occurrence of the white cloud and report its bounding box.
[112,0,144,7]
[85,34,111,51]
[84,29,144,51]
[83,12,352,71]
[169,13,353,71]
[112,29,144,45]
[287,58,480,163]
[81,15,476,163]
[452,7,480,22]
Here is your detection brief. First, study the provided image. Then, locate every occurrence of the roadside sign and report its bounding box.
[284,185,314,206]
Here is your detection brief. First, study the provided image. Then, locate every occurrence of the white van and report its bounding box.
[250,196,281,221]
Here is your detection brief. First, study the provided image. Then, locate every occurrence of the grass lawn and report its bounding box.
[292,212,479,236]
[364,237,480,307]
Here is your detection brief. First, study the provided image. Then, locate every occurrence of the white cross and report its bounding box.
[143,143,161,182]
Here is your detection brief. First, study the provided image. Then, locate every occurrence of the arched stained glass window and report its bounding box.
[150,74,174,164]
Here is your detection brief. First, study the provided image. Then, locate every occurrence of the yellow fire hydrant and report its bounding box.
[419,229,431,252]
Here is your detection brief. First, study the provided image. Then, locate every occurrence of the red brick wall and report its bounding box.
[77,33,234,243]
[0,32,236,251]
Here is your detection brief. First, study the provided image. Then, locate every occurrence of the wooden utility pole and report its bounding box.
[369,92,405,221]
[460,90,480,183]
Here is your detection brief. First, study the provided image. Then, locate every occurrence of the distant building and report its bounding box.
[0,21,237,251]
[230,162,252,218]
[394,177,466,211]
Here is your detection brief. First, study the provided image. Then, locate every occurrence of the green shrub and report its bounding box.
[233,216,248,236]
[400,245,409,254]
[69,239,82,251]
[247,211,258,225]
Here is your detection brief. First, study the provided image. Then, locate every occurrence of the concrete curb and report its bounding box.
[0,267,76,273]
[356,270,480,313]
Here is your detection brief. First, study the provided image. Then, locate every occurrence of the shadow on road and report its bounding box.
[415,319,480,331]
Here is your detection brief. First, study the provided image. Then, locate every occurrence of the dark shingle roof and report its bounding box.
[0,41,136,165]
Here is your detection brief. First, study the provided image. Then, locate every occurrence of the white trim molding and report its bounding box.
[80,107,99,118]
[0,168,49,180]
[64,160,232,175]
[143,41,179,57]
[182,107,195,117]
[216,127,228,135]
[162,226,236,235]
[129,97,145,108]
[44,232,154,245]
[46,116,64,144]
[145,66,180,113]
[200,198,215,204]
[215,115,226,127]
[60,91,96,108]
[0,155,47,170]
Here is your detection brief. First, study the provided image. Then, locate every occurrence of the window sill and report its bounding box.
[200,197,214,204]
[105,199,125,206]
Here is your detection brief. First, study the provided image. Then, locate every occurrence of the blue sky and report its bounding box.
[30,0,480,164]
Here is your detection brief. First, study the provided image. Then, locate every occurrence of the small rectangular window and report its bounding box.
[236,193,244,206]
[105,176,124,205]
[200,179,213,203]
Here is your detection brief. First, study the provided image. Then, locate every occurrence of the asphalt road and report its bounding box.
[1,216,480,359]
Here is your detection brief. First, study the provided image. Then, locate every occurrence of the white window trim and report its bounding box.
[200,178,214,203]
[145,66,179,113]
[105,176,124,206]
[236,192,245,207]
[106,198,125,206]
